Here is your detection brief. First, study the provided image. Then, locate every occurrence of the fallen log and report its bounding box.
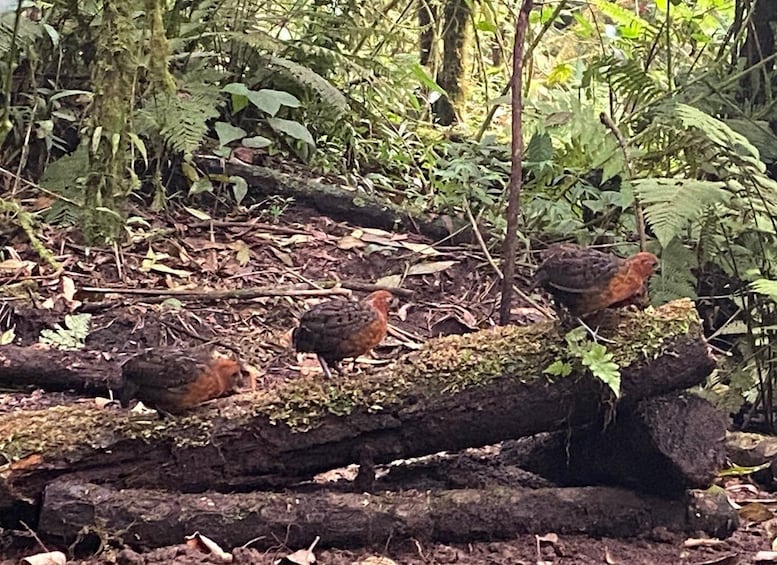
[37,479,738,551]
[502,391,727,496]
[0,345,120,393]
[0,300,714,519]
[194,154,475,243]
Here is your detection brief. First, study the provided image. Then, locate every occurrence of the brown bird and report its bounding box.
[119,349,245,414]
[533,243,659,317]
[293,290,394,378]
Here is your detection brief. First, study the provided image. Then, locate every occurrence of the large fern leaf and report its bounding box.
[632,177,730,247]
[231,32,348,116]
[136,83,222,156]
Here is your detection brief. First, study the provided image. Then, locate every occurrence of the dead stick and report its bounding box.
[599,112,648,251]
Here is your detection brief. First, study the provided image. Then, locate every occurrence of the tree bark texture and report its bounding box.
[502,391,727,496]
[0,300,713,518]
[38,479,738,551]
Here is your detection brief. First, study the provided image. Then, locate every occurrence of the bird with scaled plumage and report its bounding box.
[292,290,395,379]
[532,243,660,317]
[119,349,249,414]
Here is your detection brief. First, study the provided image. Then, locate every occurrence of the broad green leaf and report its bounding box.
[214,122,246,147]
[267,118,315,146]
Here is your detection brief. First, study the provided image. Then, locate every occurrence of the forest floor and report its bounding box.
[0,200,775,564]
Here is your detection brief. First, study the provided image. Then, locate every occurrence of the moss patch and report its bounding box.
[0,299,703,463]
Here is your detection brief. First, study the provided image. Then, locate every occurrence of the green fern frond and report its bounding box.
[267,55,348,114]
[229,32,348,116]
[137,83,222,156]
[592,57,665,103]
[650,239,698,304]
[589,0,658,35]
[665,103,762,162]
[633,177,731,247]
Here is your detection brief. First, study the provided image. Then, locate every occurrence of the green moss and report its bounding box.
[0,299,703,463]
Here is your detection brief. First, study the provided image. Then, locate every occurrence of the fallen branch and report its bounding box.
[0,300,715,515]
[38,479,738,551]
[194,155,476,244]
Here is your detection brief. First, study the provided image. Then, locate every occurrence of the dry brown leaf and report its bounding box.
[275,535,319,565]
[739,501,774,522]
[184,531,233,563]
[682,537,727,548]
[359,557,397,565]
[279,549,316,565]
[278,234,312,247]
[0,259,35,272]
[94,397,117,409]
[362,227,401,238]
[397,303,412,322]
[536,533,559,545]
[755,551,777,562]
[269,246,294,267]
[230,240,251,266]
[400,241,438,255]
[337,235,365,250]
[183,206,212,220]
[21,551,67,565]
[375,274,402,287]
[604,545,619,565]
[406,261,457,276]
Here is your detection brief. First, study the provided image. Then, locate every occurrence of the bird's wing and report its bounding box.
[293,301,378,352]
[537,247,623,294]
[121,349,209,389]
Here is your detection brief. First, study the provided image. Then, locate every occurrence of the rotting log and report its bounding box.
[0,300,714,519]
[194,154,476,243]
[501,391,727,497]
[37,479,738,551]
[0,345,120,393]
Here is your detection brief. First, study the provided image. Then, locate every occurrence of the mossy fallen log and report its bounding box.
[37,479,737,551]
[0,300,714,522]
[194,154,474,243]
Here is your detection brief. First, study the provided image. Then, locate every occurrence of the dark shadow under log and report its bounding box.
[38,479,738,551]
[502,391,727,497]
[0,301,715,521]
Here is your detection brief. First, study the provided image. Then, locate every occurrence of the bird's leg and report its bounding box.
[576,317,615,344]
[316,355,333,379]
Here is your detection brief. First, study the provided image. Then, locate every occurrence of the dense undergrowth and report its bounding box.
[0,0,777,428]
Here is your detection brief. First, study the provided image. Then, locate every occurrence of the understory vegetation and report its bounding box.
[1,0,777,429]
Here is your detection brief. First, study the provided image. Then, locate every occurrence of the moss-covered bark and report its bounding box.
[0,300,713,515]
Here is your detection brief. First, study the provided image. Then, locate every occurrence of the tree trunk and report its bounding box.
[432,0,472,125]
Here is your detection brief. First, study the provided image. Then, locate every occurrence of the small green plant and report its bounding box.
[544,326,622,397]
[39,314,92,350]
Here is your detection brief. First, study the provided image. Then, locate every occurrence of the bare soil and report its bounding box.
[0,200,774,564]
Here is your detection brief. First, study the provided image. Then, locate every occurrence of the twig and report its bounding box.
[80,285,353,301]
[19,520,49,553]
[464,199,502,279]
[599,112,648,251]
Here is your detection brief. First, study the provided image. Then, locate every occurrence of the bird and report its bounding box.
[533,243,659,317]
[292,290,394,379]
[119,349,246,414]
